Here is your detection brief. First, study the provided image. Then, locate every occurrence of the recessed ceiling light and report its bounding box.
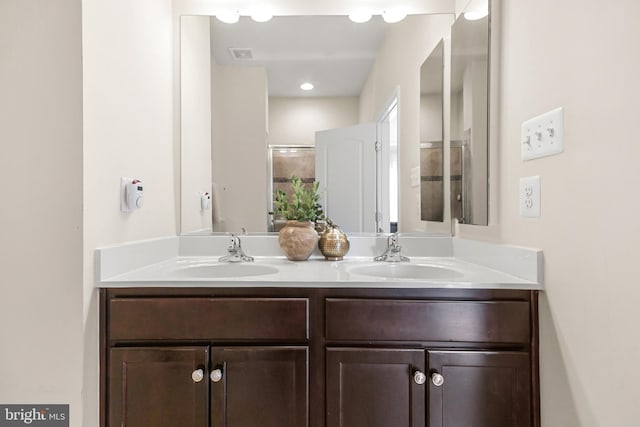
[300,82,314,91]
[382,8,407,23]
[216,11,240,24]
[349,8,373,23]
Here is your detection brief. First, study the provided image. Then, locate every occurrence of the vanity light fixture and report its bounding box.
[348,8,374,23]
[463,0,488,20]
[300,82,314,91]
[464,8,488,20]
[216,10,240,24]
[250,5,273,22]
[382,8,407,23]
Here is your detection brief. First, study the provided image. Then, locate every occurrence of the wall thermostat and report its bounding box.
[121,177,144,212]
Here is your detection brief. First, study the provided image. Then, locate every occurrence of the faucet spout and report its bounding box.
[374,233,409,262]
[219,234,254,262]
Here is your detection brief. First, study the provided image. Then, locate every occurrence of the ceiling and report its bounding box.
[210,15,390,97]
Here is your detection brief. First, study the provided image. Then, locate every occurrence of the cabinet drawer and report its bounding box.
[109,297,308,341]
[325,298,530,344]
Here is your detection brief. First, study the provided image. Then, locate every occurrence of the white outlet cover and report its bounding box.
[519,176,541,217]
[521,107,564,161]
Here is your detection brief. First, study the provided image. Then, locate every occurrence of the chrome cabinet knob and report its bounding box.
[210,368,223,383]
[431,372,445,387]
[191,369,204,383]
[413,370,427,385]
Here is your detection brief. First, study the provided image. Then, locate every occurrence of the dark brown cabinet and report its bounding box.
[326,348,426,427]
[428,351,531,427]
[101,288,539,427]
[210,347,308,427]
[109,347,208,427]
[108,346,307,427]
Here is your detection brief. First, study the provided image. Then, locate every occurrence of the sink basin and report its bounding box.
[349,263,464,280]
[166,263,279,279]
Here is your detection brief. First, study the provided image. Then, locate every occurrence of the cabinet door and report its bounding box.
[326,348,426,427]
[428,351,531,427]
[109,347,208,427]
[210,346,308,427]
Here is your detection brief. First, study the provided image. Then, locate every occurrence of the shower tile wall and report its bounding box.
[272,149,315,193]
[420,147,444,221]
[271,149,316,231]
[450,147,463,221]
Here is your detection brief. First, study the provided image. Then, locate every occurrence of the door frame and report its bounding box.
[376,88,400,233]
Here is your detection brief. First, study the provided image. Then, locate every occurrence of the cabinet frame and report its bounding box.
[100,287,539,427]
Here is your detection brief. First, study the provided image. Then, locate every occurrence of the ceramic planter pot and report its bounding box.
[278,220,319,261]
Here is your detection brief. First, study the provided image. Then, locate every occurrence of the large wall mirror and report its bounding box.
[449,3,490,225]
[180,5,493,234]
[419,39,445,222]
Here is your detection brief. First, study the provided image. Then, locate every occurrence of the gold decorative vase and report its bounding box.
[278,220,319,261]
[318,221,350,261]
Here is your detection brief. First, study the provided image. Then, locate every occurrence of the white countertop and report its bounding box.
[96,235,544,290]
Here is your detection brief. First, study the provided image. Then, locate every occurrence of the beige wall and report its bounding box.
[458,0,640,425]
[269,97,360,145]
[180,15,213,233]
[0,0,84,424]
[359,14,454,233]
[82,0,175,425]
[211,65,268,232]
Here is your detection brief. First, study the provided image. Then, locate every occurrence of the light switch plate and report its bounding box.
[519,176,541,217]
[521,107,563,160]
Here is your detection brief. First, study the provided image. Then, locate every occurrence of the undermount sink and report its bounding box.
[349,263,464,280]
[166,263,279,278]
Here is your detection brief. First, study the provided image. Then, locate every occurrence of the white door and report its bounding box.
[315,123,377,232]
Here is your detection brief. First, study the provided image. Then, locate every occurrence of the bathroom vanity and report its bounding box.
[97,235,543,427]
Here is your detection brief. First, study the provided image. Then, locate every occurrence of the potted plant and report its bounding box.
[273,176,324,260]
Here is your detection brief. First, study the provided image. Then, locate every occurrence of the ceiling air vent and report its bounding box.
[228,48,254,61]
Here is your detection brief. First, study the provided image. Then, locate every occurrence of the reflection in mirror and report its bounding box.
[419,39,444,222]
[267,145,316,232]
[449,7,489,225]
[179,14,458,234]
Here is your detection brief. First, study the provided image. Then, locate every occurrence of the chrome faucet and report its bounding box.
[219,234,254,262]
[374,233,409,262]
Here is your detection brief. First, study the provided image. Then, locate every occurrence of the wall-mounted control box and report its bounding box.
[121,177,144,212]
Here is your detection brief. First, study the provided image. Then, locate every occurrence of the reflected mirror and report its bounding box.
[419,39,445,222]
[180,11,491,234]
[449,7,489,225]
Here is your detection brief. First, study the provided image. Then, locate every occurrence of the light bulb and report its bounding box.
[300,82,314,91]
[382,8,407,23]
[250,5,273,23]
[349,9,373,23]
[216,11,240,24]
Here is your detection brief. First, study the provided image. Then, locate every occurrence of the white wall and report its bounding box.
[82,0,175,425]
[180,15,213,233]
[359,14,454,233]
[420,94,444,142]
[0,0,84,424]
[458,0,640,425]
[211,65,268,232]
[269,97,360,145]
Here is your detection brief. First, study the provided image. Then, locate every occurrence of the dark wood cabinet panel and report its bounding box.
[101,288,538,427]
[326,348,425,427]
[109,297,309,341]
[428,351,532,427]
[108,347,208,427]
[210,347,308,427]
[326,298,530,344]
